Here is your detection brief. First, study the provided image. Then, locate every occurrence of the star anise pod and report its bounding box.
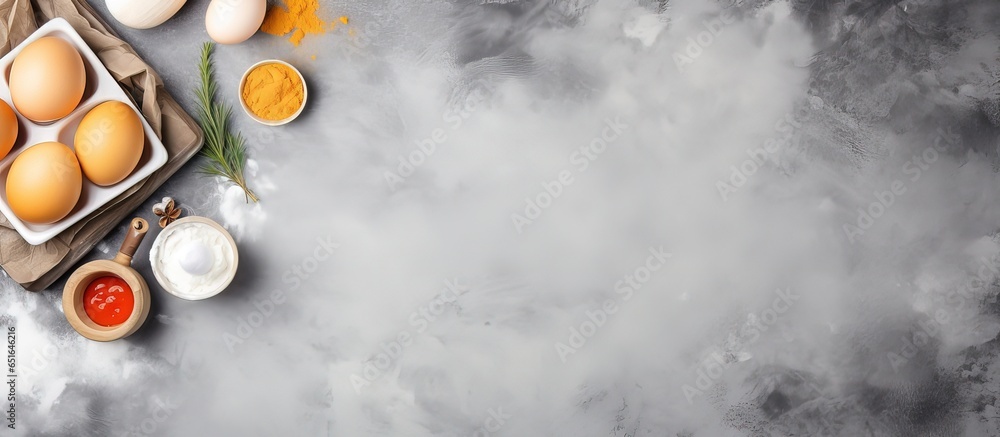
[153,197,182,228]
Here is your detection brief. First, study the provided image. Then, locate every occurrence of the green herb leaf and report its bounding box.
[195,42,259,203]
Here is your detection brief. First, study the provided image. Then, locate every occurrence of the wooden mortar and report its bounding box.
[62,217,152,341]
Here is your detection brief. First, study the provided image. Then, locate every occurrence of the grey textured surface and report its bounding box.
[5,0,1000,435]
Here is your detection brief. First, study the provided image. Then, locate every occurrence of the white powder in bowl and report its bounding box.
[150,220,237,300]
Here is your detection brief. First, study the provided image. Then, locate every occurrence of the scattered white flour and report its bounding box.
[216,159,273,241]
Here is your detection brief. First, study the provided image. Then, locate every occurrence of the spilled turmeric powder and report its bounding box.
[241,63,305,122]
[261,0,346,47]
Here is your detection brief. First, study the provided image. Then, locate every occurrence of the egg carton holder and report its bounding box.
[0,18,168,245]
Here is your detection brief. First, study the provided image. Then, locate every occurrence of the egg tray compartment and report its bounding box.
[0,18,168,246]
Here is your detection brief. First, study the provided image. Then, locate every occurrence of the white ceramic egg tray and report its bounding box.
[0,18,168,245]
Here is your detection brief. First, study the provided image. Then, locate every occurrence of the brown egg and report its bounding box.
[6,142,83,224]
[0,100,16,160]
[9,37,86,122]
[74,101,144,186]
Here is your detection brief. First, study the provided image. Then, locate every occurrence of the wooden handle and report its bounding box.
[114,218,149,266]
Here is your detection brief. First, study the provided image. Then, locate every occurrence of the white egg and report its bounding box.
[179,242,214,276]
[106,0,187,29]
[205,0,267,45]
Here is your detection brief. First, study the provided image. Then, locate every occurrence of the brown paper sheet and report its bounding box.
[0,0,204,291]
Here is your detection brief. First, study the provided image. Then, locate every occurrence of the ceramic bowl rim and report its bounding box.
[150,216,239,301]
[238,59,307,126]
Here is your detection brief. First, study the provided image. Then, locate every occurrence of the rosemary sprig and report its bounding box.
[195,42,259,203]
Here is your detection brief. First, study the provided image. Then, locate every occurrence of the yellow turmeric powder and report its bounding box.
[241,63,304,122]
[261,0,343,47]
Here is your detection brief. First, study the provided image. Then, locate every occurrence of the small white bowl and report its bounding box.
[149,216,238,300]
[238,60,307,126]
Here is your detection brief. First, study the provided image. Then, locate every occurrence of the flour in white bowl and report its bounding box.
[150,221,236,300]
